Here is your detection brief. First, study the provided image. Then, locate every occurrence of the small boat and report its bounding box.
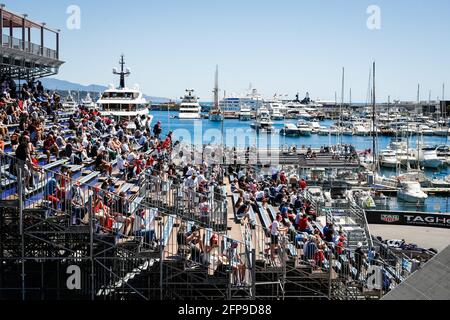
[354,124,370,136]
[419,125,434,136]
[346,189,376,209]
[434,127,450,136]
[271,108,285,120]
[397,181,428,204]
[317,126,329,136]
[280,123,300,137]
[209,109,224,122]
[416,147,443,169]
[342,128,353,136]
[379,150,398,168]
[297,121,312,136]
[309,121,322,134]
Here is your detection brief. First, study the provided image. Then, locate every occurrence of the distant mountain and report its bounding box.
[40,78,171,103]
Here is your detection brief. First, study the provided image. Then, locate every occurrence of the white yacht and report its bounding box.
[397,181,428,204]
[434,127,450,136]
[178,89,202,120]
[415,147,443,169]
[265,96,287,120]
[239,105,252,121]
[298,109,313,121]
[251,107,274,132]
[96,55,151,127]
[317,126,329,136]
[271,108,285,120]
[81,92,96,109]
[379,150,398,168]
[62,91,78,112]
[310,121,322,134]
[346,189,376,209]
[353,123,370,136]
[297,121,312,136]
[419,125,434,136]
[280,123,300,137]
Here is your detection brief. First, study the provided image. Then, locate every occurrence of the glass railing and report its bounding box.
[1,34,58,60]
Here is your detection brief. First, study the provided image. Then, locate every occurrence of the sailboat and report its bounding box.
[209,65,224,122]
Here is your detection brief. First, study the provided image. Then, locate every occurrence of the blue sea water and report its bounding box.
[152,111,450,213]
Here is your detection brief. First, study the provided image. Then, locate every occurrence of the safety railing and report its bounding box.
[1,34,58,60]
[142,173,228,232]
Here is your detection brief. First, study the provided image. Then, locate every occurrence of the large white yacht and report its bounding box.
[96,55,151,127]
[220,97,241,119]
[62,91,78,113]
[265,95,286,120]
[219,88,263,119]
[178,89,202,120]
[82,93,96,109]
[251,107,274,132]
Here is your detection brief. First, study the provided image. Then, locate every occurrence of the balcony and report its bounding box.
[2,34,58,60]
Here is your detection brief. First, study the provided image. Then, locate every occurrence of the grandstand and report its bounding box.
[0,142,419,300]
[0,4,422,302]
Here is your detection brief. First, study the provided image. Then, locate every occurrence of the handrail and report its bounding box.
[1,34,58,60]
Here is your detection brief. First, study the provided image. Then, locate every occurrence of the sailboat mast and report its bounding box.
[443,83,446,120]
[372,62,376,170]
[349,88,352,107]
[214,65,219,110]
[340,67,345,146]
[417,83,421,167]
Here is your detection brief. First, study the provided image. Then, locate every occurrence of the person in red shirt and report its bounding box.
[298,214,311,234]
[299,179,307,192]
[336,240,345,255]
[280,171,287,185]
[162,132,173,151]
[43,134,60,164]
[134,156,143,176]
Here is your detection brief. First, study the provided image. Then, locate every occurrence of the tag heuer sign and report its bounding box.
[381,214,400,223]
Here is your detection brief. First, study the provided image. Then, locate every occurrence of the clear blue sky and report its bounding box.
[6,0,450,102]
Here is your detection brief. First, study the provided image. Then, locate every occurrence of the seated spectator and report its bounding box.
[186,225,202,264]
[43,134,60,164]
[114,192,134,237]
[95,150,113,176]
[297,214,311,234]
[92,189,113,232]
[236,200,250,224]
[45,174,60,211]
